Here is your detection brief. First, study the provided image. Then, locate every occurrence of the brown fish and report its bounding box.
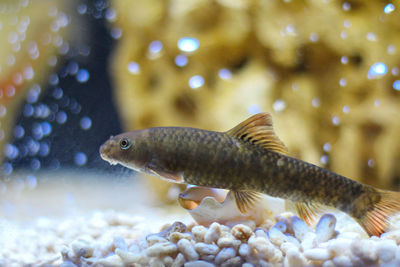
[100,112,400,236]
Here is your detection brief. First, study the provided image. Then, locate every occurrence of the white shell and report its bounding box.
[178,186,284,226]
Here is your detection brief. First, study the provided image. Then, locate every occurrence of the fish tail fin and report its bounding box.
[356,190,400,236]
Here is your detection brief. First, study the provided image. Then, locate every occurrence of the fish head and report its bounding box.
[99,129,152,172]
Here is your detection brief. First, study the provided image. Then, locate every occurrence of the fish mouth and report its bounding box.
[99,140,118,165]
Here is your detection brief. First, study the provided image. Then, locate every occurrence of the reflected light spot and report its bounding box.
[393,80,400,91]
[149,40,163,54]
[127,62,140,74]
[178,37,199,52]
[188,75,204,89]
[368,62,387,79]
[247,104,261,115]
[384,4,395,14]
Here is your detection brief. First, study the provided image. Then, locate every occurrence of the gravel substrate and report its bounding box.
[3,210,400,266]
[58,212,400,267]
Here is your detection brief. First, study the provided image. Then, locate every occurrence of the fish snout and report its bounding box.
[99,139,117,164]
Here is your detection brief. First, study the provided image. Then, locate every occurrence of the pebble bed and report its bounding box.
[58,212,400,267]
[3,210,400,266]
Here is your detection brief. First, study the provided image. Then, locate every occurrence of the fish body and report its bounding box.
[100,113,400,236]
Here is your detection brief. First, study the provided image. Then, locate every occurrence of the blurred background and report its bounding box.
[0,0,400,222]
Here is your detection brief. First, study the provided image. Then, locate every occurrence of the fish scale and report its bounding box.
[100,112,400,236]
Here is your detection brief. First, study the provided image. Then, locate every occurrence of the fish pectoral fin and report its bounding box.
[231,190,263,214]
[285,200,324,225]
[226,112,289,155]
[148,169,184,183]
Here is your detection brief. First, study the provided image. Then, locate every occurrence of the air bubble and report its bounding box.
[76,69,90,83]
[14,125,25,139]
[218,68,232,80]
[0,105,7,117]
[74,152,87,166]
[273,99,286,113]
[110,27,122,39]
[30,158,41,171]
[56,111,67,124]
[332,116,340,125]
[174,55,188,67]
[80,116,92,130]
[3,162,13,175]
[320,155,329,165]
[323,143,331,152]
[38,142,50,157]
[312,98,320,107]
[339,78,347,87]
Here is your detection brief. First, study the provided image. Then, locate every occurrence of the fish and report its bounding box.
[99,112,400,236]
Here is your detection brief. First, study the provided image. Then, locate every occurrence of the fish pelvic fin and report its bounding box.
[285,200,326,225]
[226,112,289,155]
[355,190,400,236]
[231,190,263,214]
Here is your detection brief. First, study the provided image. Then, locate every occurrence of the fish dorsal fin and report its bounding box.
[226,112,289,155]
[231,190,263,214]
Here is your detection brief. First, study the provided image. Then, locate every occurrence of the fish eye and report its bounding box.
[119,138,131,150]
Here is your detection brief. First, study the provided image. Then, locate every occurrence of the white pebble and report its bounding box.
[255,229,268,238]
[221,256,243,266]
[115,249,143,264]
[178,239,199,261]
[327,238,352,256]
[315,214,337,243]
[351,239,377,263]
[321,260,335,267]
[239,243,249,257]
[94,254,124,266]
[70,238,93,258]
[280,242,299,255]
[204,223,221,244]
[215,247,236,264]
[285,247,308,267]
[195,242,219,255]
[172,253,186,267]
[269,227,288,246]
[146,242,178,257]
[217,236,241,249]
[332,255,353,267]
[232,224,253,241]
[192,225,207,242]
[301,232,316,251]
[146,235,169,246]
[376,239,397,262]
[149,257,164,267]
[248,236,275,260]
[184,260,215,267]
[304,248,332,261]
[291,216,311,241]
